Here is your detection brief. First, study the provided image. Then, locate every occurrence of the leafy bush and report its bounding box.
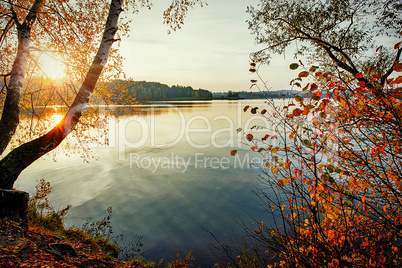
[27,179,71,231]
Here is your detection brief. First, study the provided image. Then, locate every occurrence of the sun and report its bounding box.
[41,55,66,79]
[49,113,64,125]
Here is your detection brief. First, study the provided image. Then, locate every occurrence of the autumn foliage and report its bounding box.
[234,39,402,267]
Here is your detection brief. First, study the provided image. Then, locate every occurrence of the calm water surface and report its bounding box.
[16,100,282,266]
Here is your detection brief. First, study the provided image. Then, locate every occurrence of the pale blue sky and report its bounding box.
[120,0,295,92]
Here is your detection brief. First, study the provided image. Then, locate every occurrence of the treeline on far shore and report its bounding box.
[104,80,213,103]
[103,80,298,104]
[0,78,299,108]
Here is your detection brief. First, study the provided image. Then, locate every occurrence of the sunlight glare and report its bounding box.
[49,113,64,125]
[42,55,66,79]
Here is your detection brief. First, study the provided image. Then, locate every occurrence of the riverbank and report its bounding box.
[0,218,197,268]
[0,179,198,268]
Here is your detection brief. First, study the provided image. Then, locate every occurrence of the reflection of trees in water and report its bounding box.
[108,101,213,117]
[12,101,213,160]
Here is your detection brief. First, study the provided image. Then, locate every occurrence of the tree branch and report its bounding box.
[0,0,123,189]
[381,47,402,86]
[0,0,44,156]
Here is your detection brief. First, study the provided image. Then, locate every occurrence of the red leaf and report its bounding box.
[315,91,322,97]
[395,41,402,50]
[271,135,278,139]
[356,73,363,79]
[386,78,394,84]
[371,74,381,80]
[230,150,237,156]
[246,134,253,142]
[262,134,270,141]
[310,83,318,91]
[376,46,382,52]
[357,81,366,87]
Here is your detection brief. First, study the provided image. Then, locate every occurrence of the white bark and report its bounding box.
[0,0,124,189]
[0,0,44,156]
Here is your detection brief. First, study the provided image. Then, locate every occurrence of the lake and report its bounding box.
[16,99,282,266]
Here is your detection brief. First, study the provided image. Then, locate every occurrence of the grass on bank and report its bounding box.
[23,179,195,268]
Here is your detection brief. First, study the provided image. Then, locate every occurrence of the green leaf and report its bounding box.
[327,165,334,173]
[302,83,309,91]
[295,95,304,102]
[290,63,299,70]
[302,139,312,147]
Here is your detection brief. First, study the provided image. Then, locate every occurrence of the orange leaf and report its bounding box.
[391,76,402,85]
[272,166,279,174]
[393,62,402,72]
[289,131,296,139]
[262,134,270,141]
[271,147,279,153]
[230,150,237,156]
[246,134,253,141]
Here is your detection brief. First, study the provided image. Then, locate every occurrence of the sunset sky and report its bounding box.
[120,0,296,92]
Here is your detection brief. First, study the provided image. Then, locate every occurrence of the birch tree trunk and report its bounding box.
[0,0,44,156]
[0,0,123,189]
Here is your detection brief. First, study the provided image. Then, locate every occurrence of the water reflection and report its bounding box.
[16,100,280,266]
